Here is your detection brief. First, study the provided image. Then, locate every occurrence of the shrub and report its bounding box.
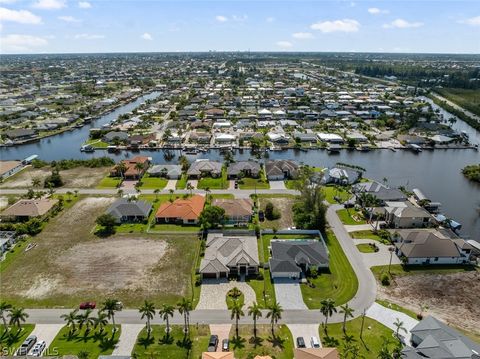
[381,273,391,286]
[265,201,281,220]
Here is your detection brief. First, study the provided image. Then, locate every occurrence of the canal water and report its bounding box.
[1,92,479,240]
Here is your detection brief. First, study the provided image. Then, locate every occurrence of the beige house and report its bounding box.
[1,198,58,221]
[294,348,339,359]
[384,201,432,229]
[212,198,253,226]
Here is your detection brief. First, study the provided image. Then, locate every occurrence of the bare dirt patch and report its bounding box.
[259,196,297,229]
[377,270,480,336]
[0,166,110,188]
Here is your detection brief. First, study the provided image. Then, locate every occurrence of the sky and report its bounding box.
[0,0,479,54]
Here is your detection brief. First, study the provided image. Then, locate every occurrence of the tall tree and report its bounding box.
[8,307,29,329]
[230,301,244,338]
[266,302,283,337]
[102,299,120,332]
[60,309,79,334]
[139,300,156,336]
[93,311,109,334]
[177,298,192,335]
[0,302,12,332]
[247,302,262,339]
[339,304,354,333]
[320,298,337,333]
[393,318,407,341]
[158,304,175,337]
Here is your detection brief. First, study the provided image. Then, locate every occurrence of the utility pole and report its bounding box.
[360,309,366,339]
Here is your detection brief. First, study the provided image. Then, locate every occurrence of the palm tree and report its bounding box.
[60,309,79,334]
[93,311,109,334]
[74,189,79,197]
[102,299,120,332]
[134,162,145,179]
[153,188,160,201]
[177,298,192,335]
[0,302,12,333]
[116,162,128,179]
[393,318,407,341]
[8,307,29,329]
[77,350,90,359]
[247,302,262,338]
[31,177,41,188]
[158,304,175,337]
[186,182,194,196]
[230,301,244,338]
[320,298,337,333]
[77,309,94,333]
[139,300,156,336]
[204,187,211,202]
[339,303,354,333]
[169,189,174,202]
[266,302,283,337]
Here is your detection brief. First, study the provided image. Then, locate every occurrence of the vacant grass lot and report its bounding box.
[230,325,294,359]
[132,325,210,359]
[96,176,122,188]
[320,317,395,358]
[258,196,298,229]
[0,324,35,355]
[436,88,480,117]
[336,208,366,225]
[49,325,120,357]
[0,197,200,308]
[301,231,358,308]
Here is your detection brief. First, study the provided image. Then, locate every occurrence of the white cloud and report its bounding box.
[141,32,152,40]
[383,19,424,29]
[74,33,105,40]
[232,14,247,22]
[1,33,48,51]
[310,19,360,33]
[292,32,314,39]
[459,16,480,26]
[368,7,389,15]
[32,0,65,9]
[215,15,228,23]
[78,1,91,9]
[58,15,80,22]
[276,40,293,49]
[266,16,275,23]
[0,7,42,24]
[0,0,17,4]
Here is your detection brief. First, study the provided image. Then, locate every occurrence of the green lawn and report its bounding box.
[84,139,109,148]
[175,174,188,189]
[49,325,120,357]
[197,169,228,189]
[323,186,351,204]
[376,300,418,319]
[336,208,367,225]
[300,231,359,308]
[246,268,276,309]
[320,317,397,358]
[149,224,201,232]
[371,264,478,282]
[139,174,168,190]
[230,324,294,359]
[226,293,245,310]
[350,230,390,244]
[0,324,35,354]
[96,176,122,189]
[132,325,210,359]
[356,243,378,253]
[284,179,299,189]
[0,236,35,273]
[436,88,480,117]
[238,177,270,190]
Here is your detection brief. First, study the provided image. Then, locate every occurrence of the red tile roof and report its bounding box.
[156,195,205,220]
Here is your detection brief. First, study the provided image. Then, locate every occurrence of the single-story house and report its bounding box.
[265,160,299,180]
[187,160,223,179]
[4,129,36,140]
[402,316,480,358]
[202,352,235,359]
[110,156,150,180]
[103,131,129,143]
[200,233,259,279]
[353,181,407,204]
[0,160,23,180]
[269,240,329,279]
[212,198,253,225]
[155,194,205,224]
[227,161,261,179]
[147,164,182,179]
[384,201,432,229]
[323,166,362,185]
[1,198,58,221]
[393,228,474,265]
[105,198,152,223]
[294,348,339,359]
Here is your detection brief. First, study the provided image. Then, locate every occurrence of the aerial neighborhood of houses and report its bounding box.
[0,54,479,359]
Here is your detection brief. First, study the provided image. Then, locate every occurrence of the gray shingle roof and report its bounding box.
[269,240,329,275]
[106,199,152,221]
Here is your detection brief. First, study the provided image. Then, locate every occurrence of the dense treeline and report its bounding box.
[462,164,480,183]
[428,95,480,131]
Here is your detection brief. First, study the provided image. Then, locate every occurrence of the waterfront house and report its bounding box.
[353,181,407,204]
[155,194,205,224]
[4,129,37,141]
[384,201,432,228]
[269,240,329,279]
[0,160,23,180]
[323,166,362,185]
[110,156,150,180]
[103,131,129,143]
[187,160,223,179]
[200,233,259,279]
[147,164,182,179]
[212,198,254,225]
[265,160,299,180]
[106,198,152,223]
[227,161,261,179]
[393,228,473,265]
[1,198,58,222]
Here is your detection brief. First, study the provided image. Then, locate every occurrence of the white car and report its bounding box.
[310,336,320,348]
[29,340,46,357]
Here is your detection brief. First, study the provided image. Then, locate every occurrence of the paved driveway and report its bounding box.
[196,279,256,310]
[164,180,177,190]
[273,278,307,310]
[269,180,286,190]
[288,324,321,348]
[353,239,401,268]
[28,324,63,355]
[112,324,144,356]
[209,324,231,352]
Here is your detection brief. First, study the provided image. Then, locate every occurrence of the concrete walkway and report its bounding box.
[288,324,321,348]
[164,180,177,190]
[209,324,231,352]
[28,324,63,354]
[344,223,375,232]
[112,324,144,356]
[196,279,256,310]
[274,278,307,310]
[366,302,418,344]
[354,239,401,268]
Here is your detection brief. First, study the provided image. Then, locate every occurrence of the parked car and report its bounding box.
[16,335,37,356]
[234,181,239,189]
[296,336,306,348]
[79,301,96,309]
[207,335,218,352]
[310,336,320,348]
[258,210,265,221]
[222,338,229,351]
[30,340,46,357]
